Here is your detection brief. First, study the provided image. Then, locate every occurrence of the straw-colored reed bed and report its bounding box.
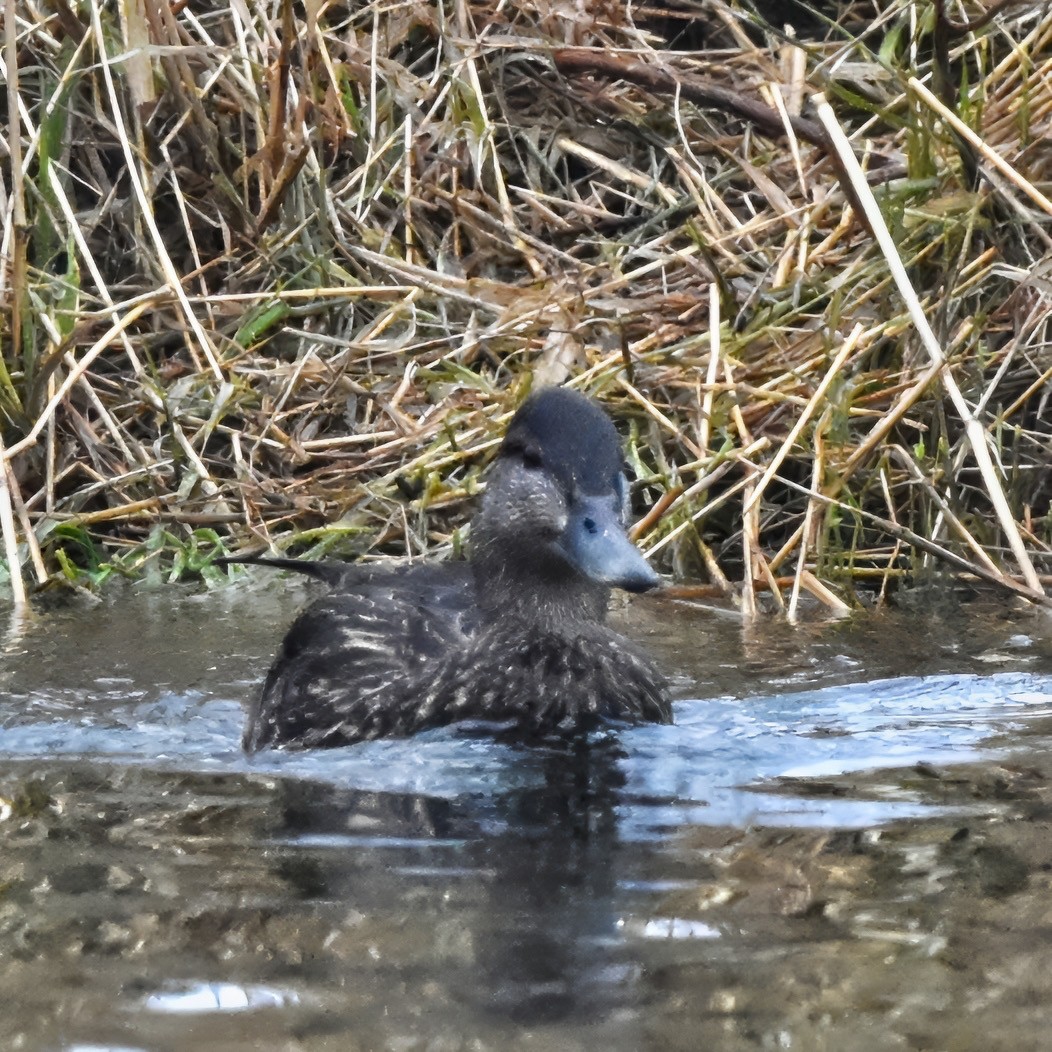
[1,0,1050,615]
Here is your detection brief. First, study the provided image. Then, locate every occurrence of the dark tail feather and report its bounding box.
[215,553,354,587]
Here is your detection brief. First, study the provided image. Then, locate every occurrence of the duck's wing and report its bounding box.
[244,564,477,750]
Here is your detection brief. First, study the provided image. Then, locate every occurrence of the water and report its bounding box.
[2,581,1052,1050]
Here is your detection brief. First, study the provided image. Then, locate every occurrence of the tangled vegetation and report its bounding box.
[2,0,1051,615]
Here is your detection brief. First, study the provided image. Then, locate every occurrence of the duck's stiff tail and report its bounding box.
[215,553,352,586]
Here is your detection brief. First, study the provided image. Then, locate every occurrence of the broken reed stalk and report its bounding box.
[743,324,863,518]
[787,406,831,624]
[0,434,25,607]
[2,0,25,379]
[698,283,721,462]
[2,0,25,607]
[813,93,1047,604]
[908,78,1052,219]
[892,448,1003,577]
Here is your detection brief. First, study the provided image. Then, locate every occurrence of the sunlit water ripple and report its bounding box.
[3,670,1050,832]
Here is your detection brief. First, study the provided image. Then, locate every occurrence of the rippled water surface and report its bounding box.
[3,579,1052,1051]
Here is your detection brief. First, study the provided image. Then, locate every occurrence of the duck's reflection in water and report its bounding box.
[269,738,640,1033]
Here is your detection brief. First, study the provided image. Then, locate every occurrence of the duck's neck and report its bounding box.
[469,538,610,627]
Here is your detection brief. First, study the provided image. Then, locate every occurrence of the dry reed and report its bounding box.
[1,0,1050,613]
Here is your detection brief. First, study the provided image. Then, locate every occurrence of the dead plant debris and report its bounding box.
[1,0,1050,614]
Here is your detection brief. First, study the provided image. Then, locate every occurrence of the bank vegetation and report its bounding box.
[2,0,1051,615]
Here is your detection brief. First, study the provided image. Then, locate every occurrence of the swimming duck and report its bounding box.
[230,386,671,750]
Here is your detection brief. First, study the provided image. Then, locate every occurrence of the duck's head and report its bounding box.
[471,387,659,616]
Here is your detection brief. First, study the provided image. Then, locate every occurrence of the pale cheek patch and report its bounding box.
[502,473,566,539]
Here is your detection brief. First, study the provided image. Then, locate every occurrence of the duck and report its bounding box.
[226,386,672,750]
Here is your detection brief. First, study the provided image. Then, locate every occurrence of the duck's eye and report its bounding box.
[520,444,543,469]
[502,437,542,468]
[583,517,598,535]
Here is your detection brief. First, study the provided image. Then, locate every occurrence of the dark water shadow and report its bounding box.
[268,738,637,1032]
